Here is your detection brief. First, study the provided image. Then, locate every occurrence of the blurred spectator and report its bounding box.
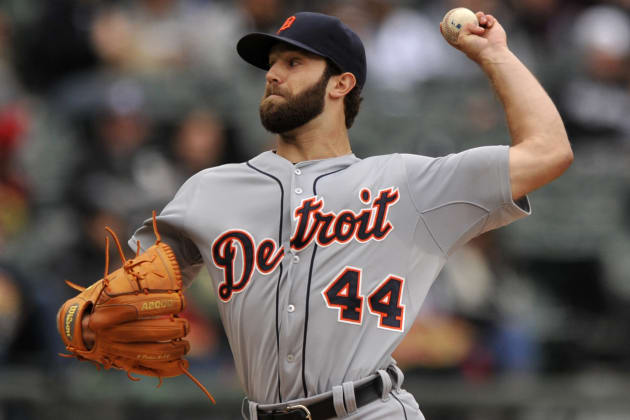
[237,0,287,32]
[71,80,179,227]
[561,5,630,141]
[55,205,131,292]
[329,0,450,91]
[0,9,30,247]
[88,0,289,76]
[174,109,226,175]
[84,0,291,157]
[0,103,29,248]
[9,0,98,93]
[90,0,247,79]
[0,11,21,104]
[394,233,540,377]
[506,0,581,81]
[0,266,22,363]
[0,264,47,366]
[172,107,245,179]
[364,0,449,90]
[508,0,575,49]
[180,269,235,371]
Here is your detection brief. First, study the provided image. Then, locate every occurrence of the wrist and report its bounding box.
[477,45,513,69]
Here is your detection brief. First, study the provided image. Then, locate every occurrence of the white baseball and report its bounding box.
[441,7,479,43]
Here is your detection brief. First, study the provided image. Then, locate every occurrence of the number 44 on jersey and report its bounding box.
[322,266,405,332]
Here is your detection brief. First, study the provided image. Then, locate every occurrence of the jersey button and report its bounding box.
[287,354,295,362]
[295,187,303,194]
[292,255,300,263]
[287,304,295,312]
[294,169,302,175]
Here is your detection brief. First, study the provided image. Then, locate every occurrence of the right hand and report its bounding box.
[82,314,95,350]
[440,12,508,64]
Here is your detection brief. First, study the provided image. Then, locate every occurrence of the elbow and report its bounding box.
[547,138,573,180]
[557,139,574,173]
[565,146,574,168]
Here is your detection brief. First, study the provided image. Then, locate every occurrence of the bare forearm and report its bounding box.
[479,47,568,149]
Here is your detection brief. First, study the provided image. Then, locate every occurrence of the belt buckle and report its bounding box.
[286,404,312,420]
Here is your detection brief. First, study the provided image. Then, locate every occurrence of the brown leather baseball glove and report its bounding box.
[57,212,214,403]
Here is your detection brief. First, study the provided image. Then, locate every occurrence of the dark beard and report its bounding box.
[259,71,329,135]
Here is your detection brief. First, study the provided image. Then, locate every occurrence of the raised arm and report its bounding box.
[441,11,573,200]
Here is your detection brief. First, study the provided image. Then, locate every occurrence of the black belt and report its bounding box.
[256,371,395,420]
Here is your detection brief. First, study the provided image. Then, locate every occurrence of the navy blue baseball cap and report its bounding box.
[237,12,367,89]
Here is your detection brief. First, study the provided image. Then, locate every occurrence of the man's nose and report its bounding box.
[265,62,283,84]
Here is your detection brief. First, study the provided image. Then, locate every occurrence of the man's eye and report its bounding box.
[289,59,300,67]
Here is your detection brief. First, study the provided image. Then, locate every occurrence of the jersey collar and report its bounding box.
[248,150,360,176]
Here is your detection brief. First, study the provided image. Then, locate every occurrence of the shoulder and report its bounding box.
[173,162,250,197]
[346,153,440,177]
[357,153,412,166]
[361,153,435,172]
[186,162,250,182]
[398,146,510,172]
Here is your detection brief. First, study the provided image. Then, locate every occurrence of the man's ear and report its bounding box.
[329,72,356,99]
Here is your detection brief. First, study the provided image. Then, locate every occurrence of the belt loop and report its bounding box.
[389,364,405,392]
[342,381,358,414]
[332,384,347,417]
[377,369,392,401]
[248,399,259,420]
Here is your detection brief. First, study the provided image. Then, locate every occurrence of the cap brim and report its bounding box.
[236,33,328,71]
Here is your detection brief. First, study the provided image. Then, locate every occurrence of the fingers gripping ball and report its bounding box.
[57,211,215,404]
[441,7,479,43]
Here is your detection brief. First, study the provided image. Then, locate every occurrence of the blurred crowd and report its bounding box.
[1,0,630,410]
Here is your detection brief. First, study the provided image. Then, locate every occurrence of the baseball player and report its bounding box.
[60,10,572,420]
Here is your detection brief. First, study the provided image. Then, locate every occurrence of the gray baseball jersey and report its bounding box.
[130,145,529,411]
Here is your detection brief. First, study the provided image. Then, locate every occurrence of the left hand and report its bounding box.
[440,12,508,64]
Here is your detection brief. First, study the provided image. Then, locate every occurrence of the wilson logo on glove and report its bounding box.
[57,211,215,404]
[64,304,79,340]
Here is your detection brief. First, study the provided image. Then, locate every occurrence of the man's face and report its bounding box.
[259,45,330,135]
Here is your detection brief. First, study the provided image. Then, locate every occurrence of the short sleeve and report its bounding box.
[401,146,530,255]
[128,171,206,286]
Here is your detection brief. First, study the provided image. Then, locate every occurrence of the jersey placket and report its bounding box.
[277,164,312,398]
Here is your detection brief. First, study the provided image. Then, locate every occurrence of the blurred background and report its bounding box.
[1,0,629,419]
